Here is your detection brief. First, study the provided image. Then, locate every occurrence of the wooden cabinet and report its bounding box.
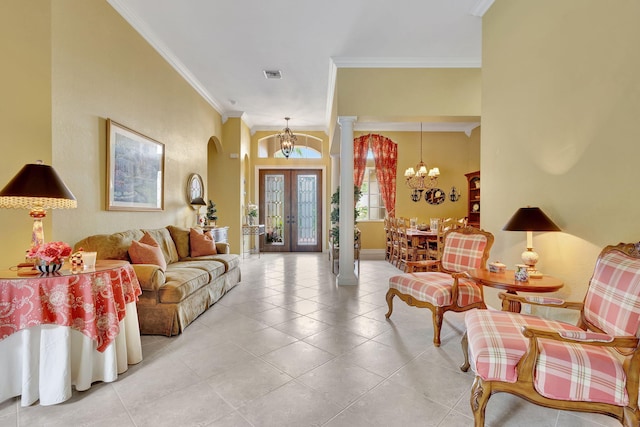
[465,171,480,228]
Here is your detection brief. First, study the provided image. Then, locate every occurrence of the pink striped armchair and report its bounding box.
[461,242,640,426]
[386,227,494,347]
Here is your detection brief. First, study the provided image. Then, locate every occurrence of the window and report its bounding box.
[274,146,321,159]
[357,166,386,221]
[258,134,323,158]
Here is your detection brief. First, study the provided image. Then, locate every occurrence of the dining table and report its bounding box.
[0,260,143,406]
[405,228,438,248]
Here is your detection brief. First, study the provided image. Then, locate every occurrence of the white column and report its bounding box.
[337,116,358,285]
[330,154,339,197]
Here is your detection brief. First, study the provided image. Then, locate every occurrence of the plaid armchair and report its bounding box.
[461,242,640,426]
[386,227,494,347]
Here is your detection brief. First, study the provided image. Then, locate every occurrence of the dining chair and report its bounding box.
[384,217,393,262]
[386,226,494,346]
[461,242,640,427]
[389,217,403,267]
[398,224,428,271]
[427,217,465,260]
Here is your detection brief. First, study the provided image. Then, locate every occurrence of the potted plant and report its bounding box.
[330,185,363,247]
[206,200,218,227]
[246,202,258,225]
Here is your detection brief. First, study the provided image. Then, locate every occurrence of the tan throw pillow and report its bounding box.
[190,228,217,257]
[167,225,191,259]
[128,232,167,271]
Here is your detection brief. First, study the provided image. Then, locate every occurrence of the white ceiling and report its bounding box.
[108,0,493,133]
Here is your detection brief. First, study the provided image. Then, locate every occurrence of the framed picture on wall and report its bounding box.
[106,119,165,211]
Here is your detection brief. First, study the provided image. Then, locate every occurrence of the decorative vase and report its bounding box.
[248,216,255,225]
[515,264,529,282]
[37,262,63,274]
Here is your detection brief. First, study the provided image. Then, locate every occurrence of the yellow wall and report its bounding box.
[0,1,53,261]
[332,67,482,252]
[336,68,481,119]
[482,0,640,310]
[0,0,223,265]
[216,118,244,251]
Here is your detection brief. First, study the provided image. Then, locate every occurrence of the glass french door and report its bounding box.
[259,169,322,252]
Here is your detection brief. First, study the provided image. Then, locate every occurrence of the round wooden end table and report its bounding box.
[468,268,564,312]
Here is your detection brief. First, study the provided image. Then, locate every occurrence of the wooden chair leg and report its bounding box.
[431,307,444,347]
[460,331,470,372]
[471,376,490,427]
[385,289,395,318]
[623,407,640,427]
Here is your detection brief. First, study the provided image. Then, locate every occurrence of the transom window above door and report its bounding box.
[258,134,323,158]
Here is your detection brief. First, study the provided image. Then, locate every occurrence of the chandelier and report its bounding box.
[404,123,440,201]
[278,117,297,158]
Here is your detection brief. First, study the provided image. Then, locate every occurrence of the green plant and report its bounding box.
[206,200,218,222]
[330,185,362,246]
[246,202,258,218]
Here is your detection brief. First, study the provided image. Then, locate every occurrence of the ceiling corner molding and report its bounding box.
[331,57,481,69]
[107,0,225,115]
[469,0,496,17]
[222,111,253,128]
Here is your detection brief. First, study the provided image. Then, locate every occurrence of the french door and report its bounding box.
[259,169,322,252]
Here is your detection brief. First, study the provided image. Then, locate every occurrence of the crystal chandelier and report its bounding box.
[278,117,297,158]
[404,123,440,201]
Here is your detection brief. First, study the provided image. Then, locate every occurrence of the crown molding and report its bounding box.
[470,0,496,17]
[251,125,327,133]
[353,121,480,136]
[331,57,481,68]
[107,0,225,115]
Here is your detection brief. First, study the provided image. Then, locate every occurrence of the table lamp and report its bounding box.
[190,197,206,226]
[0,161,77,248]
[503,206,560,278]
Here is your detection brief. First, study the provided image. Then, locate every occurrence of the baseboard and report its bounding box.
[360,249,385,260]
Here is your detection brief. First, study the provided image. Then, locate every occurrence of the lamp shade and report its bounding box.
[0,162,77,210]
[503,207,560,232]
[190,197,206,206]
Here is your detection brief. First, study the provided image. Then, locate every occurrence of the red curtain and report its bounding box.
[370,134,397,218]
[353,135,369,188]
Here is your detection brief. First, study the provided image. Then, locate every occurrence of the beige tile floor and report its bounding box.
[0,253,621,426]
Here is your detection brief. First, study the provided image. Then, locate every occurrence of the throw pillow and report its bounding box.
[128,232,167,271]
[190,228,217,257]
[167,225,191,259]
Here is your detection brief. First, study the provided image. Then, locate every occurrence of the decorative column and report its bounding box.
[337,116,358,285]
[330,154,339,198]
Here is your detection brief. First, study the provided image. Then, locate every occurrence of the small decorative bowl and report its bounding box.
[488,261,506,273]
[36,262,63,274]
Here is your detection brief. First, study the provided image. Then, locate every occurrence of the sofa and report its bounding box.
[74,226,241,336]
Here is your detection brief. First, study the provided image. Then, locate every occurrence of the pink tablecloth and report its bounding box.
[0,262,141,352]
[0,261,143,406]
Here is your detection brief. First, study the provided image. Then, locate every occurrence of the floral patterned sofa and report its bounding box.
[74,226,241,336]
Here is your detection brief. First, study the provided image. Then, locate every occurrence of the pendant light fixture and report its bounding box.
[404,123,439,199]
[278,117,297,158]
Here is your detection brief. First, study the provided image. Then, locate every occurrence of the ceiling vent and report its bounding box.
[263,70,282,79]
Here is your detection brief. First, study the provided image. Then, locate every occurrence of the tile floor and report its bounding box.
[0,253,621,426]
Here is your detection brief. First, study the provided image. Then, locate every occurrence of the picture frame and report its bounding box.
[106,119,165,211]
